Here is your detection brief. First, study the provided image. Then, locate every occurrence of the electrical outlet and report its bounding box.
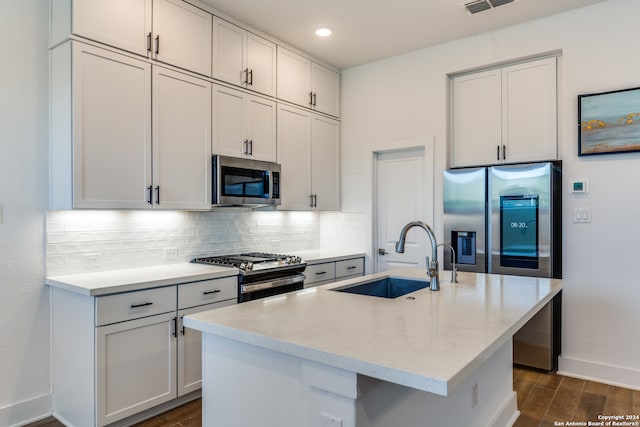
[164,248,179,259]
[83,253,102,269]
[472,382,479,409]
[320,413,342,427]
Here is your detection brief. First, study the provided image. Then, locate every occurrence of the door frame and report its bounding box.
[370,137,435,273]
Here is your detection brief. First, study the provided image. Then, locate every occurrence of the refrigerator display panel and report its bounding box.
[500,195,539,269]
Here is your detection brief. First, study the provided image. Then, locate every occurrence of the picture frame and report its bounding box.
[578,86,640,156]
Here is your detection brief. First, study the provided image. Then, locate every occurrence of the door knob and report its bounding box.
[378,248,388,255]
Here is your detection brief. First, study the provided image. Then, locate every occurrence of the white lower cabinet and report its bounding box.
[51,275,237,427]
[97,312,177,426]
[304,257,365,288]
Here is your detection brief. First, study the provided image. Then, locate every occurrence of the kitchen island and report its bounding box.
[184,268,562,427]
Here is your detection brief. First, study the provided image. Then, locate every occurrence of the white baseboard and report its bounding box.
[0,393,52,427]
[558,356,640,391]
[491,391,520,427]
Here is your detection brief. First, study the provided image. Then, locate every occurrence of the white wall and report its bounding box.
[0,0,51,425]
[341,0,640,389]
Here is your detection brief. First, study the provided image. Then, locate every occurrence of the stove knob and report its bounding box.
[285,257,292,264]
[246,262,254,270]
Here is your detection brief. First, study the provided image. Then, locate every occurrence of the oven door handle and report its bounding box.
[241,273,306,293]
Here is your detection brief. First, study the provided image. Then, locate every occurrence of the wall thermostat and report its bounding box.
[569,179,589,194]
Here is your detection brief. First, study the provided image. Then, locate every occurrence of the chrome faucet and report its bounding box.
[395,221,440,291]
[437,242,457,283]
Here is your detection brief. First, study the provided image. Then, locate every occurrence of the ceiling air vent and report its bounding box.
[464,0,515,14]
[488,0,515,7]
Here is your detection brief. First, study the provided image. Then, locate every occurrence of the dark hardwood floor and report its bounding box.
[25,368,639,427]
[513,366,640,427]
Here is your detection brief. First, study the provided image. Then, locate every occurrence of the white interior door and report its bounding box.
[375,148,432,272]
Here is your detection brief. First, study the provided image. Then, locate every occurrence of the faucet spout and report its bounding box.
[395,221,440,291]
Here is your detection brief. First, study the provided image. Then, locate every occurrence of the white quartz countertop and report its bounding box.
[46,263,238,296]
[184,268,562,396]
[292,249,365,264]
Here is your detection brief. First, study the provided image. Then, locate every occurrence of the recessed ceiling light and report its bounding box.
[315,26,334,37]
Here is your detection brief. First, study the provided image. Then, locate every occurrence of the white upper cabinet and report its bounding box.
[50,41,211,210]
[451,69,502,167]
[277,104,340,211]
[212,84,276,162]
[310,114,341,211]
[451,57,557,167]
[68,0,153,57]
[53,0,212,76]
[152,0,212,76]
[212,17,276,97]
[65,42,153,209]
[311,62,341,118]
[152,66,212,210]
[501,58,557,164]
[277,46,340,117]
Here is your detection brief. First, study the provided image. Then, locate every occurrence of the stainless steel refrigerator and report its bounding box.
[443,161,562,371]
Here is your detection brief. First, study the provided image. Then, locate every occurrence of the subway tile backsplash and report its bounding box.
[46,210,365,276]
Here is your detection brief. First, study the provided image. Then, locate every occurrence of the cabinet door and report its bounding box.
[72,0,152,57]
[247,33,276,97]
[451,69,502,167]
[311,115,340,211]
[502,57,557,163]
[311,63,340,117]
[177,300,236,397]
[212,84,246,158]
[72,43,152,209]
[152,67,212,209]
[246,94,277,162]
[96,312,177,426]
[152,0,212,76]
[277,104,312,210]
[277,47,312,108]
[212,17,246,87]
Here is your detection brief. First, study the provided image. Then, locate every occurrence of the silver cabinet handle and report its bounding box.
[146,32,152,53]
[248,69,253,86]
[147,185,153,205]
[203,289,221,295]
[155,35,160,55]
[155,186,160,205]
[347,266,357,270]
[316,271,327,275]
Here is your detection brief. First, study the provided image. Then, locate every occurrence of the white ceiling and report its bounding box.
[200,0,607,69]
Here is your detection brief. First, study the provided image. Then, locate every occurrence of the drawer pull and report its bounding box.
[315,271,327,275]
[203,289,222,295]
[347,266,357,270]
[130,302,153,308]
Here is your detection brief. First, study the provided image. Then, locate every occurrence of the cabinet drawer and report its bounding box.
[178,276,238,310]
[96,286,176,326]
[304,262,336,285]
[336,258,364,279]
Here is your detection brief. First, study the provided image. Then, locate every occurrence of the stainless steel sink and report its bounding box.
[332,277,429,299]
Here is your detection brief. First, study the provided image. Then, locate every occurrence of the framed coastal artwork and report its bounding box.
[578,86,640,156]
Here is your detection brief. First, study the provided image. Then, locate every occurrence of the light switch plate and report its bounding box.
[573,207,592,223]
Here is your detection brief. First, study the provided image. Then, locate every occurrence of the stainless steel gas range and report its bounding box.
[191,252,306,303]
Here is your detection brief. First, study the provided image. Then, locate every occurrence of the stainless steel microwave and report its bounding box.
[212,155,281,207]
